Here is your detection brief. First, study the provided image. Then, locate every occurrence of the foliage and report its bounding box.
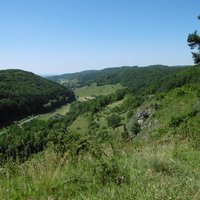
[49,65,181,93]
[169,109,199,128]
[0,119,69,163]
[2,63,200,198]
[50,64,200,99]
[127,109,134,118]
[0,69,75,126]
[106,114,121,128]
[187,15,200,64]
[0,130,200,199]
[75,83,124,99]
[148,65,200,93]
[114,88,127,100]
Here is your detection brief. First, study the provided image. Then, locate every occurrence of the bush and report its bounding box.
[96,159,130,185]
[115,89,127,101]
[107,114,121,128]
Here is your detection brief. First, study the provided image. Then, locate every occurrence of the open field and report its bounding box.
[68,116,89,133]
[75,83,124,100]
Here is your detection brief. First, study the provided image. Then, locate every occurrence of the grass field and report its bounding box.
[75,83,124,101]
[68,116,89,133]
[1,133,199,200]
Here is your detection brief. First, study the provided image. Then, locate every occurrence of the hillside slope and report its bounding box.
[0,66,200,199]
[0,69,75,126]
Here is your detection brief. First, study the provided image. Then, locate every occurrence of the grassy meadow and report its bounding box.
[0,133,199,199]
[75,83,124,101]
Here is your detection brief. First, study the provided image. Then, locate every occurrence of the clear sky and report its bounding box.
[0,0,199,75]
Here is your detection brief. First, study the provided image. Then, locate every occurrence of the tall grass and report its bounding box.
[0,134,199,199]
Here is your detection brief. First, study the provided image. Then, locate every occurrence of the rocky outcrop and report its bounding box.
[137,109,151,125]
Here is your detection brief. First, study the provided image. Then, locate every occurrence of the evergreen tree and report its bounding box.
[187,16,200,64]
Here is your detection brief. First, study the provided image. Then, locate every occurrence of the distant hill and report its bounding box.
[0,69,75,126]
[48,65,187,92]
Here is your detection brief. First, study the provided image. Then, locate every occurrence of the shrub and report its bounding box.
[96,160,130,185]
[115,89,127,101]
[107,114,121,128]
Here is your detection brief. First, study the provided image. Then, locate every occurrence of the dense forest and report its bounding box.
[49,65,187,92]
[0,69,75,126]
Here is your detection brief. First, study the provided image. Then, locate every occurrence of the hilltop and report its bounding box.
[0,69,75,126]
[48,65,186,91]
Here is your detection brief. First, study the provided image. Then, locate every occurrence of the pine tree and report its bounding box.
[187,16,200,64]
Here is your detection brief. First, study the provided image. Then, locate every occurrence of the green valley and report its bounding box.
[0,64,200,199]
[0,69,75,127]
[1,2,200,200]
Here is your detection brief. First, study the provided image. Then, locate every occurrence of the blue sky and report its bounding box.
[0,0,199,75]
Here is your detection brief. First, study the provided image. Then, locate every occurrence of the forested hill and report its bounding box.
[48,65,187,91]
[0,69,75,126]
